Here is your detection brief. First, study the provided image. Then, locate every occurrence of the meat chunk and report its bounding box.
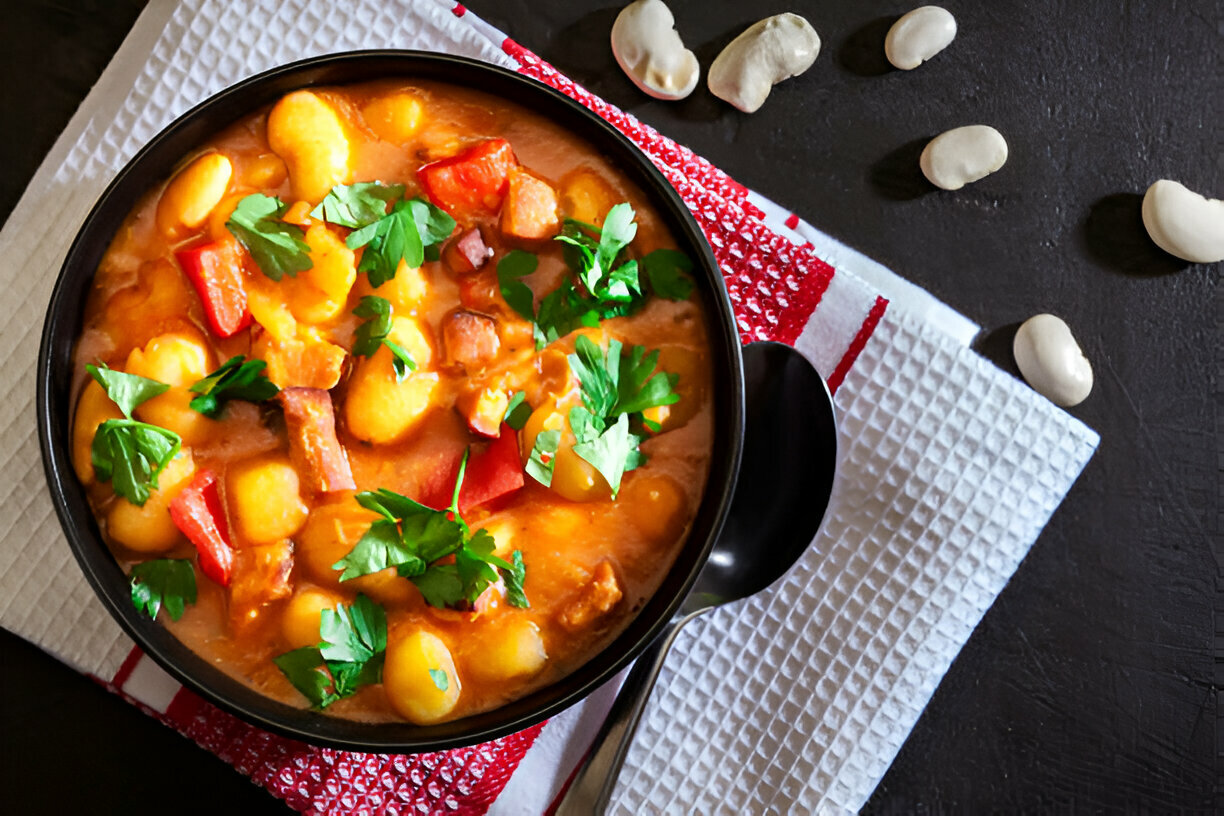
[443,227,493,275]
[500,169,560,240]
[442,310,500,371]
[277,387,356,493]
[558,561,623,632]
[229,540,294,636]
[456,387,510,438]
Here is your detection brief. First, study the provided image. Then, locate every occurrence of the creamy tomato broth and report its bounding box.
[70,79,713,724]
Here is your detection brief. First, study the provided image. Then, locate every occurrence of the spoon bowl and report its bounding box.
[556,341,838,813]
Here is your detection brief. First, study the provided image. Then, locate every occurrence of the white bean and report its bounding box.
[1013,314,1093,408]
[610,0,699,101]
[885,6,957,70]
[920,125,1008,190]
[707,14,821,114]
[1140,179,1224,264]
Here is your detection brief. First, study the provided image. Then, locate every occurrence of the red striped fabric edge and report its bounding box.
[827,296,889,393]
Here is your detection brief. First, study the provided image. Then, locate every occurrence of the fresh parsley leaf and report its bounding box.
[273,594,387,709]
[319,594,387,668]
[356,487,438,521]
[409,197,457,246]
[352,295,393,357]
[129,558,196,621]
[412,565,465,609]
[225,193,312,281]
[555,202,637,298]
[347,196,454,287]
[188,355,279,418]
[525,429,561,487]
[533,279,600,350]
[273,647,337,708]
[641,248,694,300]
[429,668,450,692]
[515,202,693,349]
[92,420,182,506]
[501,550,529,609]
[569,335,620,417]
[614,344,680,417]
[86,363,168,418]
[352,296,417,381]
[497,249,538,322]
[334,454,528,610]
[384,339,417,382]
[310,182,404,228]
[571,412,639,497]
[559,336,681,497]
[503,391,531,431]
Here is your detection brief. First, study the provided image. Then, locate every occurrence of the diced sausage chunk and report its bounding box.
[277,388,355,493]
[443,227,493,275]
[558,561,623,631]
[456,387,510,438]
[500,168,560,240]
[442,310,500,371]
[229,540,294,634]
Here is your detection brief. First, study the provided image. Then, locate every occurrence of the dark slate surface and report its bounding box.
[1,1,1218,813]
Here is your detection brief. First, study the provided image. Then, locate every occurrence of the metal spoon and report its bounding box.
[555,341,838,815]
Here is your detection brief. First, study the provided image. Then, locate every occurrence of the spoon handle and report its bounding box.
[553,613,697,815]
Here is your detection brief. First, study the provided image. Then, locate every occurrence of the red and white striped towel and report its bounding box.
[0,2,1098,814]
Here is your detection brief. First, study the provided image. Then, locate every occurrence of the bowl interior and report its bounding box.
[37,50,744,751]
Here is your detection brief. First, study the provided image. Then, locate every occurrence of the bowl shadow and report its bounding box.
[1081,193,1187,277]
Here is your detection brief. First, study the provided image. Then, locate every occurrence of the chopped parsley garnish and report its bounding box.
[332,451,529,610]
[88,364,169,415]
[345,196,456,287]
[526,429,561,487]
[565,335,680,496]
[503,391,532,431]
[497,249,538,322]
[497,203,694,349]
[429,668,450,692]
[129,558,196,621]
[351,296,417,381]
[273,594,387,709]
[86,363,182,506]
[188,355,279,418]
[225,193,312,281]
[310,182,405,228]
[640,248,694,301]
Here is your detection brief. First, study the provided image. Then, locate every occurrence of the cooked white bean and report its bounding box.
[919,125,1008,190]
[707,13,821,113]
[885,6,957,70]
[610,0,699,101]
[1140,179,1224,264]
[1013,314,1093,407]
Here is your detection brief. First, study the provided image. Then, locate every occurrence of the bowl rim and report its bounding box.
[36,49,745,752]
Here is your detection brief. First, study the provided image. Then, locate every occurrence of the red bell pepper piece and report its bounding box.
[417,427,525,513]
[418,139,518,218]
[175,241,252,338]
[169,470,234,587]
[459,423,525,513]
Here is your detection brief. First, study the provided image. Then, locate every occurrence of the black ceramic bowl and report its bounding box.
[37,51,744,752]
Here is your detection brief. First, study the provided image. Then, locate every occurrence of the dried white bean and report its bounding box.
[1140,179,1224,264]
[919,125,1008,190]
[886,6,957,70]
[1013,314,1093,407]
[610,0,699,101]
[707,13,821,113]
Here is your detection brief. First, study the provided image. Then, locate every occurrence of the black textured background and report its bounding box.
[1,1,1219,813]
